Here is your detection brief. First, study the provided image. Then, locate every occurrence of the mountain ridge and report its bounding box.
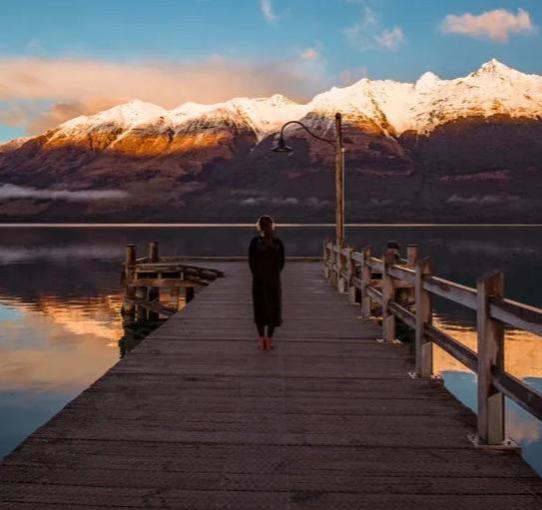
[0,59,541,223]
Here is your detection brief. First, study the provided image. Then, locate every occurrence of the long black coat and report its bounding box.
[248,235,285,327]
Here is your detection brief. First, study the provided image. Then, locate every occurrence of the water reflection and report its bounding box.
[0,225,540,475]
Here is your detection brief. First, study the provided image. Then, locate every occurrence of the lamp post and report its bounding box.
[272,112,345,247]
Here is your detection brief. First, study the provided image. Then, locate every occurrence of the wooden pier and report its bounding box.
[1,244,542,508]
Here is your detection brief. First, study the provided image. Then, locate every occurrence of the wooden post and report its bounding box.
[122,245,136,317]
[476,272,505,445]
[148,241,159,263]
[170,287,181,311]
[147,286,160,321]
[335,112,345,247]
[336,247,344,292]
[345,247,357,304]
[124,244,136,273]
[407,244,419,267]
[186,286,195,304]
[331,246,339,287]
[360,246,372,320]
[323,240,331,279]
[401,244,419,308]
[415,257,433,376]
[135,286,147,322]
[382,249,396,342]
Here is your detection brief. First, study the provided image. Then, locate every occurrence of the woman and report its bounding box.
[248,216,285,351]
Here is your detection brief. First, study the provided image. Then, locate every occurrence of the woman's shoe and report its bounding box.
[258,337,266,351]
[266,337,274,350]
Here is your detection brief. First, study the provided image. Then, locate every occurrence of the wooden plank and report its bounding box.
[423,275,477,310]
[490,297,542,338]
[1,261,541,510]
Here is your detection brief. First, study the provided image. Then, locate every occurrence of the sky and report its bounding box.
[1,0,541,141]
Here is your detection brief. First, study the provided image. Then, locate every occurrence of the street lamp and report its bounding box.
[272,112,345,247]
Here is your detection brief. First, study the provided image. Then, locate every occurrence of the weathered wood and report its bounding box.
[2,261,542,509]
[127,278,208,289]
[360,246,372,320]
[424,276,477,310]
[425,324,478,373]
[124,297,175,318]
[327,241,542,439]
[490,298,542,338]
[382,249,396,342]
[185,286,195,304]
[477,272,505,445]
[415,257,433,377]
[148,241,159,263]
[122,245,137,316]
[493,371,542,422]
[407,244,419,267]
[134,286,148,321]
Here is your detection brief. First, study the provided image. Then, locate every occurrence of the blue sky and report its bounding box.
[1,0,541,141]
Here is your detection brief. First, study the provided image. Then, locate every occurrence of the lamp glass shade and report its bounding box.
[271,136,293,154]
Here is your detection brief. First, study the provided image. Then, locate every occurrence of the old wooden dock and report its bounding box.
[1,259,542,509]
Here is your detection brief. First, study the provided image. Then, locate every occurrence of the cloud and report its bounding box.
[440,8,536,42]
[300,48,320,61]
[344,6,405,51]
[375,27,404,50]
[260,0,277,23]
[0,183,128,201]
[0,56,330,134]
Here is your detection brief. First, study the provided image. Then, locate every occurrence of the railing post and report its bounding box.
[360,246,372,320]
[148,241,159,263]
[124,244,136,274]
[339,247,353,295]
[135,286,148,321]
[382,249,396,342]
[407,244,419,268]
[345,247,357,304]
[476,272,505,445]
[415,257,433,376]
[122,245,136,318]
[329,245,336,286]
[336,247,344,292]
[323,240,331,280]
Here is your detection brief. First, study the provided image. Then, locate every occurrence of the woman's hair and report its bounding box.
[257,215,275,244]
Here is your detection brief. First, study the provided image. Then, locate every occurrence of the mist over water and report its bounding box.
[0,225,540,474]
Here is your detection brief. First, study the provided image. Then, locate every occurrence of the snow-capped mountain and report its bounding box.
[0,59,541,223]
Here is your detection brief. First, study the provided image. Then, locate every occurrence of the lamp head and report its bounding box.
[271,135,293,154]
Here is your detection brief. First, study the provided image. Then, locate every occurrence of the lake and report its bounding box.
[0,225,540,475]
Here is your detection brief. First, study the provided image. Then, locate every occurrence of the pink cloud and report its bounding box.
[0,56,327,133]
[441,8,536,42]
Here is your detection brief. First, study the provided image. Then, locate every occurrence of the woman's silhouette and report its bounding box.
[248,216,285,351]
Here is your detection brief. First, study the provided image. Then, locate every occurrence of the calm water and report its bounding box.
[0,226,541,474]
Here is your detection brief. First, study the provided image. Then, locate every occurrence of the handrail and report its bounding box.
[323,240,542,447]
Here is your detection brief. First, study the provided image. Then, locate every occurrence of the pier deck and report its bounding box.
[1,262,541,509]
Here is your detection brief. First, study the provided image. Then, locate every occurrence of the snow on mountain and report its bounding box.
[4,59,542,152]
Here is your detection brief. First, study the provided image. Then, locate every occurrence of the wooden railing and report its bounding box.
[122,242,223,322]
[323,240,542,447]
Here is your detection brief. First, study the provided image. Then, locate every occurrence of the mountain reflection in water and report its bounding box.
[0,225,540,475]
